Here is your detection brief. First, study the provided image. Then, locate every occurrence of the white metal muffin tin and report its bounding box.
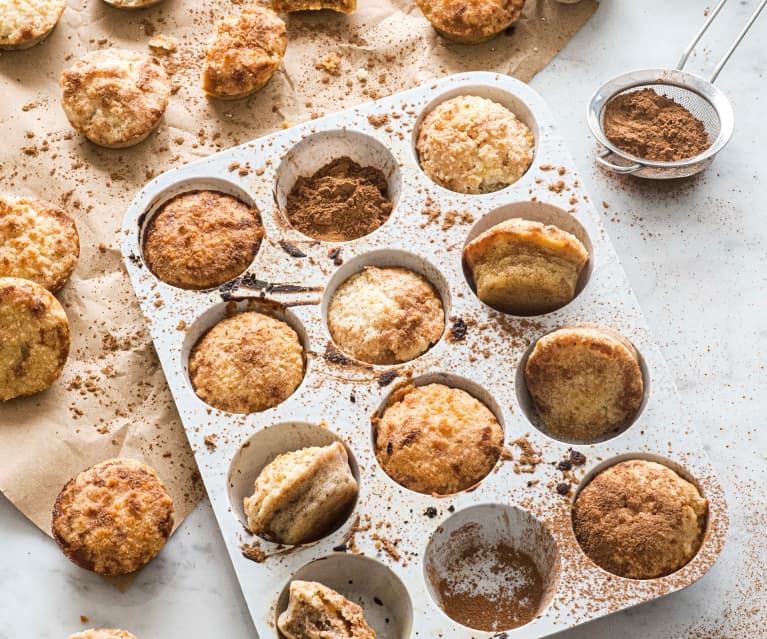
[121,72,727,639]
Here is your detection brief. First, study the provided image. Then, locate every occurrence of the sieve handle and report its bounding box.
[709,0,767,82]
[596,149,642,175]
[677,0,729,72]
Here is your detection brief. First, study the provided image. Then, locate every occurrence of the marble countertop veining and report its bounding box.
[2,1,765,638]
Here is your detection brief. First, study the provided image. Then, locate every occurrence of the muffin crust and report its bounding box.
[143,190,263,289]
[60,48,171,148]
[0,195,79,292]
[0,0,66,50]
[416,0,526,43]
[189,312,305,414]
[328,266,444,365]
[271,0,357,13]
[463,217,589,315]
[52,458,174,575]
[417,95,534,194]
[244,441,358,545]
[202,5,287,100]
[573,459,708,579]
[69,631,138,639]
[0,277,69,401]
[278,581,376,639]
[374,383,503,495]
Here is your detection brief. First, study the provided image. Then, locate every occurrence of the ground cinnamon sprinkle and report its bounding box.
[286,156,393,241]
[603,88,710,162]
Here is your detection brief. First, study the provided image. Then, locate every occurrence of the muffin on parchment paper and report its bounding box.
[524,324,644,442]
[60,48,171,148]
[374,383,503,495]
[244,441,358,545]
[416,95,534,194]
[69,631,138,639]
[278,581,376,639]
[202,5,287,100]
[52,458,174,576]
[463,218,589,315]
[0,0,67,50]
[327,266,444,365]
[416,0,526,44]
[271,0,357,14]
[0,277,69,401]
[0,195,79,292]
[573,459,708,579]
[143,190,263,289]
[189,311,305,414]
[101,0,164,8]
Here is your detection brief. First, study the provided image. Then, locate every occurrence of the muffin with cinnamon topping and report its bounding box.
[0,0,67,50]
[416,0,526,44]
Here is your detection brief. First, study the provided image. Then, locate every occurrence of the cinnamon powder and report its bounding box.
[286,157,393,241]
[603,88,711,162]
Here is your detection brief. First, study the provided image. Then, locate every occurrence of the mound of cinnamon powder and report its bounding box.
[286,157,393,241]
[603,88,711,162]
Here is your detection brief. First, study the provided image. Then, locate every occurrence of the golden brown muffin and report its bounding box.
[0,195,79,292]
[0,277,69,401]
[202,5,287,100]
[327,266,444,365]
[0,0,66,50]
[417,95,534,194]
[60,48,171,148]
[573,459,708,579]
[463,218,589,315]
[416,0,526,44]
[244,442,357,545]
[69,631,138,639]
[278,581,376,639]
[52,458,174,575]
[374,383,503,495]
[189,312,305,414]
[524,324,643,442]
[102,0,163,7]
[271,0,357,13]
[143,190,263,289]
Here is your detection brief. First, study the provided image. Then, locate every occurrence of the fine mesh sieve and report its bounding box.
[587,0,766,179]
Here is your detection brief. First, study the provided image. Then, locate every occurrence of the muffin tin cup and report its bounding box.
[121,72,727,639]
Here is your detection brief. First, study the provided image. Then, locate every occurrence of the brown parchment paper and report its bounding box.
[0,0,597,537]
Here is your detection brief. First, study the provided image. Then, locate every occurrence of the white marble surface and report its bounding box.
[2,1,765,638]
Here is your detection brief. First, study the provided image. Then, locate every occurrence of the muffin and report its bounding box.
[143,190,263,289]
[0,0,66,50]
[573,459,708,579]
[328,266,444,365]
[52,458,174,575]
[189,312,304,414]
[278,581,376,639]
[102,0,163,7]
[60,48,171,148]
[202,5,287,100]
[374,383,503,495]
[463,218,589,315]
[416,0,526,44]
[417,95,534,194]
[0,277,69,401]
[0,195,79,292]
[271,0,357,13]
[69,631,138,639]
[244,441,357,545]
[524,325,643,442]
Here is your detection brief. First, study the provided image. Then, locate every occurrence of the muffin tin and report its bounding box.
[121,72,727,638]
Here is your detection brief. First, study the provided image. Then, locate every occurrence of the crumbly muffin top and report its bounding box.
[328,266,444,365]
[417,95,534,194]
[143,190,263,290]
[69,630,138,639]
[278,580,376,639]
[52,458,174,575]
[189,312,305,414]
[60,48,171,148]
[0,277,69,401]
[0,195,79,292]
[524,324,643,442]
[374,383,503,495]
[0,0,66,49]
[202,5,287,99]
[573,459,708,579]
[416,0,526,42]
[271,0,357,13]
